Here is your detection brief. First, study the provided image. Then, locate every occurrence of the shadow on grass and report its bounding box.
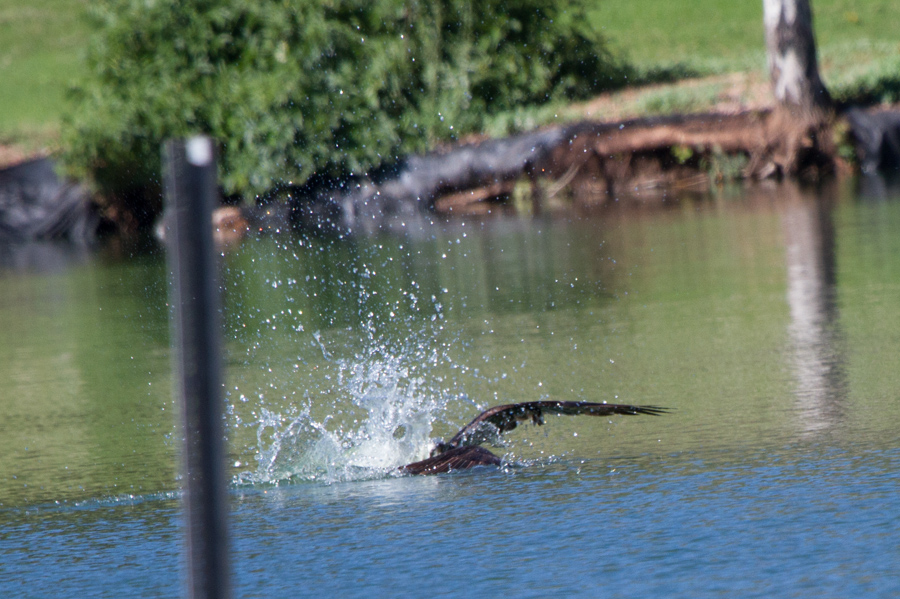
[625,63,707,87]
[835,75,900,109]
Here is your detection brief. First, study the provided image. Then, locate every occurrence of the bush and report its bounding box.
[63,0,623,206]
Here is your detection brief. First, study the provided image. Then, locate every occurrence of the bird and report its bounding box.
[399,401,668,475]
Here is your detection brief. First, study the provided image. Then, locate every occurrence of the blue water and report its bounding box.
[2,179,900,596]
[3,444,898,597]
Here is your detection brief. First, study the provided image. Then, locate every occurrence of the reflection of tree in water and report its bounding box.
[856,172,900,203]
[0,240,91,273]
[781,181,847,435]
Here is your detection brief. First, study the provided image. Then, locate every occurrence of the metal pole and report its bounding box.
[163,136,232,599]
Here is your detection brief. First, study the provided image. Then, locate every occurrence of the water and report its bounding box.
[1,179,899,597]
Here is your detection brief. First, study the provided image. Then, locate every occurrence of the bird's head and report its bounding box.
[430,441,455,458]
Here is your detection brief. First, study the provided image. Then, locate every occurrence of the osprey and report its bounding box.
[400,401,668,475]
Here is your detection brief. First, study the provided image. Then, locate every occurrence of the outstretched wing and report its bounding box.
[445,401,668,450]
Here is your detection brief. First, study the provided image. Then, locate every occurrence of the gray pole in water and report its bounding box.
[163,137,232,599]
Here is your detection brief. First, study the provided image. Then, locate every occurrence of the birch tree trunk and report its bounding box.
[763,0,832,115]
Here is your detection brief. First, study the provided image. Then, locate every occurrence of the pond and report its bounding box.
[1,178,899,597]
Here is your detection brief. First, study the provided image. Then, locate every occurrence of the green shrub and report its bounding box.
[62,0,623,205]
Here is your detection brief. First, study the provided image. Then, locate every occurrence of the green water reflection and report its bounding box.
[1,179,898,508]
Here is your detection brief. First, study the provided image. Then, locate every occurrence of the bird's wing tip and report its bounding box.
[638,405,672,415]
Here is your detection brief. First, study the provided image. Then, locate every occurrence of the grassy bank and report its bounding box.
[0,0,897,163]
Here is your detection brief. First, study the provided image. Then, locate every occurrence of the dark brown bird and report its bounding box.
[399,401,668,475]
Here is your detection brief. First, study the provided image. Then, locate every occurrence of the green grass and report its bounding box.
[592,0,899,73]
[591,0,900,94]
[0,0,91,148]
[591,1,767,73]
[0,0,898,153]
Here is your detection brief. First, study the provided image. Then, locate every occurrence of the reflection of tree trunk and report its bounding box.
[781,181,846,435]
[763,0,831,115]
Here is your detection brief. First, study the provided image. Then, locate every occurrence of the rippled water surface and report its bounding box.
[2,179,899,597]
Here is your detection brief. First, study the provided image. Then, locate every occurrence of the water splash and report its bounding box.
[234,329,462,485]
[227,239,477,485]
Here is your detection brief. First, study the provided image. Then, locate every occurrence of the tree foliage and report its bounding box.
[62,0,622,201]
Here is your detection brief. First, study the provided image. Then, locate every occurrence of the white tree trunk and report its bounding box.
[763,0,831,114]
